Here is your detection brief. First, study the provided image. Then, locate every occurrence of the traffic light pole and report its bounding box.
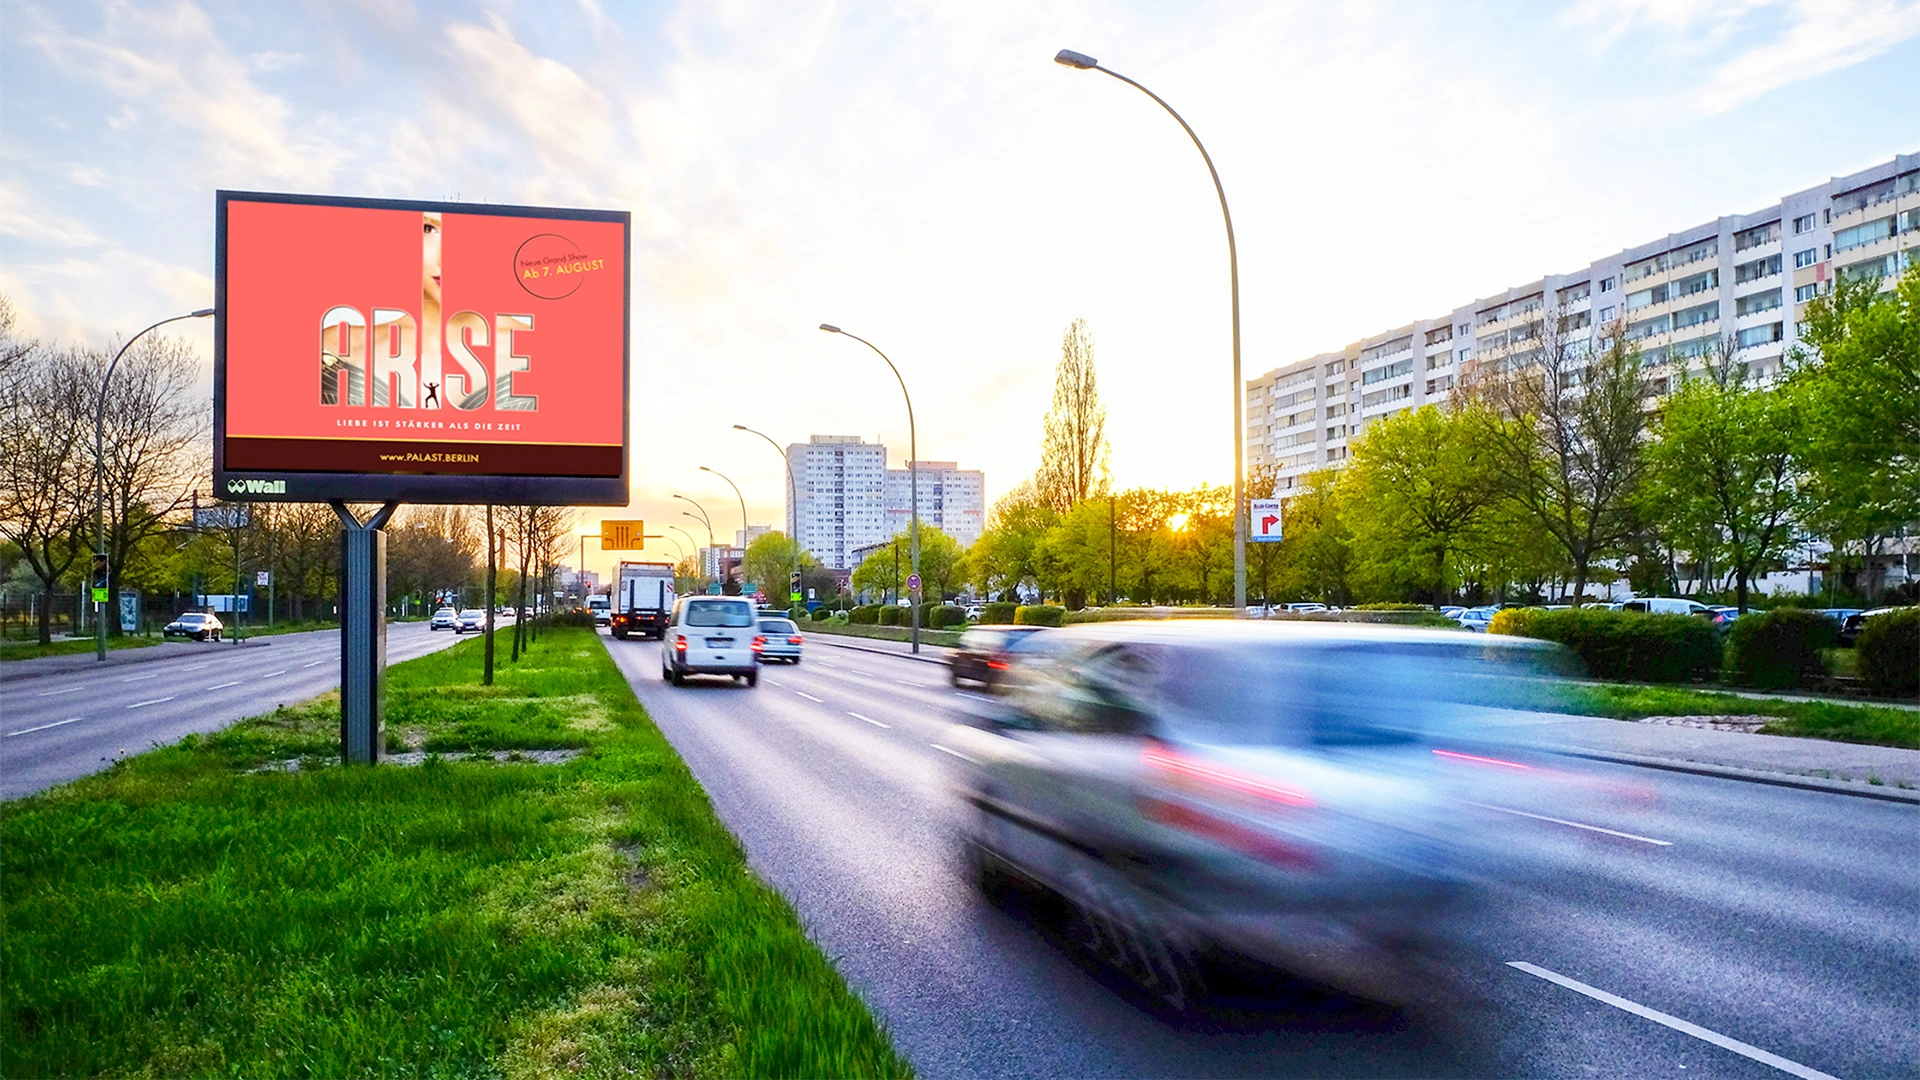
[333,500,399,764]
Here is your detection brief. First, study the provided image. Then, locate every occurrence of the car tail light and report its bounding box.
[674,635,687,652]
[986,659,1009,670]
[788,636,804,645]
[752,635,767,652]
[1142,742,1313,806]
[1139,797,1323,870]
[1432,748,1532,771]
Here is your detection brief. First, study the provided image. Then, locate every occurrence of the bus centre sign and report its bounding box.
[213,190,630,507]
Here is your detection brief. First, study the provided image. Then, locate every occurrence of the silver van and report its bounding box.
[661,596,760,686]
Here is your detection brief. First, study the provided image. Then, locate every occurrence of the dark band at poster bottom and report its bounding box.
[226,436,621,477]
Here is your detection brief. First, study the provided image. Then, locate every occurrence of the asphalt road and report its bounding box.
[0,621,479,800]
[604,632,1918,1079]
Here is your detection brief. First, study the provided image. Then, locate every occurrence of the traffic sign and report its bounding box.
[906,573,922,592]
[256,571,272,586]
[706,583,723,595]
[600,520,646,550]
[1250,499,1283,542]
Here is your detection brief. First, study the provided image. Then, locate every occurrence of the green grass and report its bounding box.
[1,627,910,1079]
[0,635,161,662]
[1560,682,1920,750]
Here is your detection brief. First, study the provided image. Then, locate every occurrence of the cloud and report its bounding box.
[0,180,105,247]
[247,49,304,72]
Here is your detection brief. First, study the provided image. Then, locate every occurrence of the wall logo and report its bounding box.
[514,232,605,300]
[228,478,287,494]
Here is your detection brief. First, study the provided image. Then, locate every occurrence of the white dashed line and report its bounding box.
[848,712,890,728]
[119,673,160,683]
[207,681,241,690]
[126,696,175,709]
[795,691,824,703]
[303,660,324,668]
[930,743,976,763]
[6,717,82,737]
[36,686,84,696]
[1472,804,1672,846]
[953,690,991,702]
[1506,962,1837,1079]
[261,670,286,678]
[895,679,925,687]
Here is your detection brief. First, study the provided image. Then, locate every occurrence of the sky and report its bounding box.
[3,0,1917,581]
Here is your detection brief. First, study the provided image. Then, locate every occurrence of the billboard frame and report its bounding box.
[212,189,631,506]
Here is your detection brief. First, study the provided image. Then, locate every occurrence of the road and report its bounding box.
[603,632,1918,1079]
[0,621,477,800]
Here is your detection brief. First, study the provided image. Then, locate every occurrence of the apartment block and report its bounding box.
[1247,153,1919,496]
[885,461,987,547]
[790,435,889,570]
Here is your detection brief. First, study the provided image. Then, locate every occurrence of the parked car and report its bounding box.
[754,616,804,664]
[944,620,1570,1007]
[1839,606,1908,646]
[162,611,223,642]
[430,607,458,630]
[1286,602,1329,614]
[1817,608,1863,627]
[661,595,760,686]
[1451,607,1497,632]
[950,625,1051,690]
[1619,597,1715,617]
[454,609,486,633]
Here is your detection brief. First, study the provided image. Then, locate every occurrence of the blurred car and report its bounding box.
[1706,605,1743,625]
[949,625,1050,689]
[430,607,458,630]
[162,611,223,642]
[1439,606,1466,618]
[1620,596,1716,617]
[1817,607,1863,625]
[453,609,486,633]
[1285,602,1329,614]
[1839,606,1907,646]
[944,620,1569,1008]
[1452,607,1497,632]
[754,616,804,664]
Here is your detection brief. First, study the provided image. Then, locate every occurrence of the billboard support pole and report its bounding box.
[333,500,399,764]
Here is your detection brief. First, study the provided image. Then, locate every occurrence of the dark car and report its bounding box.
[163,612,224,642]
[1839,607,1907,646]
[949,625,1050,689]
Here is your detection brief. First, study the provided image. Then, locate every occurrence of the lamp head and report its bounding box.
[191,307,216,318]
[1054,49,1098,69]
[732,424,747,431]
[818,323,841,334]
[699,466,714,474]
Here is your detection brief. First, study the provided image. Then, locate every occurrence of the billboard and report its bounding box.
[214,191,630,504]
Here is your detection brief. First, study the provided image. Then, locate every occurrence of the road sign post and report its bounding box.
[333,501,397,765]
[1250,499,1283,543]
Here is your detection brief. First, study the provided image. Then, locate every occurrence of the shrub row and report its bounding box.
[1858,607,1919,697]
[1502,609,1721,684]
[979,601,1019,625]
[1722,608,1836,690]
[1014,604,1066,627]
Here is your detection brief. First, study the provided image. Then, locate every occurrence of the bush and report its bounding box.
[1527,609,1721,683]
[1857,607,1920,698]
[1722,608,1837,690]
[1353,602,1432,612]
[1487,608,1540,638]
[828,609,850,624]
[848,605,881,625]
[788,605,807,622]
[928,604,968,630]
[539,610,597,629]
[878,605,904,627]
[979,601,1019,625]
[810,607,832,622]
[1015,604,1066,627]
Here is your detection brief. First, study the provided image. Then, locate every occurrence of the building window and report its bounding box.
[1833,216,1894,252]
[1735,254,1782,282]
[1736,290,1782,316]
[1598,276,1615,292]
[1426,353,1450,370]
[1625,284,1667,311]
[1626,314,1671,341]
[1457,347,1472,363]
[1557,281,1591,305]
[1673,302,1718,330]
[1733,222,1779,251]
[1424,325,1453,346]
[1793,247,1818,268]
[1325,446,1347,463]
[1359,335,1414,363]
[1325,401,1347,418]
[1598,305,1616,323]
[1323,359,1346,377]
[1794,283,1820,303]
[1361,358,1414,385]
[1426,375,1453,394]
[1361,383,1412,409]
[1793,214,1817,233]
[1737,322,1783,349]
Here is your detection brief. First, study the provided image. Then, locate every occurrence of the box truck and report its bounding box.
[610,561,676,639]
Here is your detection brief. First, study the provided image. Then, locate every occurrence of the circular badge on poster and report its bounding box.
[513,233,596,300]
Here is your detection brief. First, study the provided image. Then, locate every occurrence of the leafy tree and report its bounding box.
[968,481,1059,600]
[0,342,90,642]
[93,334,206,634]
[853,525,965,602]
[1338,404,1501,603]
[1034,318,1110,514]
[742,531,816,601]
[1645,344,1802,612]
[1271,471,1351,604]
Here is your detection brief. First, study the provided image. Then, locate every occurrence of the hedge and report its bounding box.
[848,604,881,625]
[1015,604,1066,627]
[787,605,808,623]
[1723,608,1836,690]
[877,605,904,627]
[979,602,1019,625]
[1525,609,1720,683]
[1857,607,1920,698]
[809,607,832,621]
[1487,608,1540,638]
[928,604,968,630]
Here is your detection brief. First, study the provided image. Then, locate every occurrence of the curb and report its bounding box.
[811,636,951,667]
[1540,746,1920,804]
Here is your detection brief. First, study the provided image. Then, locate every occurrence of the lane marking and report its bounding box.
[849,712,890,728]
[207,681,242,690]
[819,662,839,669]
[1471,803,1672,846]
[179,663,213,671]
[119,673,160,683]
[303,660,324,668]
[850,668,877,677]
[1506,962,1837,1080]
[126,696,175,709]
[895,678,927,687]
[261,670,286,678]
[36,686,84,696]
[930,743,976,763]
[953,690,991,702]
[795,691,825,703]
[6,717,82,737]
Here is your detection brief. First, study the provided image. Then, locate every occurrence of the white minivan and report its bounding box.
[1620,597,1714,616]
[661,595,760,686]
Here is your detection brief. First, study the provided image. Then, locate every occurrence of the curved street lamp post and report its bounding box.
[1054,48,1246,615]
[96,308,216,660]
[700,465,751,593]
[735,424,801,607]
[674,495,716,583]
[819,324,922,652]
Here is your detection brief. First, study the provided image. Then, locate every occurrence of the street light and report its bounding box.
[1054,48,1247,615]
[735,424,802,606]
[700,465,749,543]
[819,323,923,652]
[667,525,700,578]
[95,307,216,660]
[675,495,716,582]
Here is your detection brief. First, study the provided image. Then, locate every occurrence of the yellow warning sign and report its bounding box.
[600,520,646,550]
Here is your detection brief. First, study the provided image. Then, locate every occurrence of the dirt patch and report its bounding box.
[1636,714,1773,733]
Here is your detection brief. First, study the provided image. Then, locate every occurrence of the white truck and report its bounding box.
[610,561,676,640]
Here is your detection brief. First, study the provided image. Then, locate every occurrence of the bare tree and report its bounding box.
[1469,309,1650,605]
[0,345,90,642]
[0,294,36,373]
[1034,318,1110,514]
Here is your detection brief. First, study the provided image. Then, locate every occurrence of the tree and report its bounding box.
[968,481,1059,600]
[673,554,709,598]
[743,531,815,601]
[1034,318,1110,514]
[1338,403,1501,603]
[1645,343,1802,612]
[1272,471,1351,605]
[1472,311,1650,605]
[854,525,965,602]
[0,344,89,642]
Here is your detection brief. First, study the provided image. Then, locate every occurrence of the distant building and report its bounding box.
[886,461,986,547]
[790,436,888,569]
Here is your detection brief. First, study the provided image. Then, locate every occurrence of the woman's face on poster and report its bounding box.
[422,213,442,305]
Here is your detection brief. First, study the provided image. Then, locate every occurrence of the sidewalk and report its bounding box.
[1475,708,1920,803]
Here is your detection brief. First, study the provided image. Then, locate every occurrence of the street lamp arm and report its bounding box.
[819,322,920,649]
[700,465,750,541]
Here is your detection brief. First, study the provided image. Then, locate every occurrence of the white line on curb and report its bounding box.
[849,712,890,728]
[6,717,82,737]
[126,696,175,709]
[1472,804,1672,846]
[1506,962,1837,1080]
[795,691,824,703]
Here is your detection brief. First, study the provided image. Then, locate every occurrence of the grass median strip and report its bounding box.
[1560,682,1920,750]
[1,626,910,1078]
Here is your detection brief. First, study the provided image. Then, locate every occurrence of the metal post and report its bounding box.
[819,325,920,651]
[333,500,398,764]
[1054,50,1245,615]
[701,466,751,590]
[735,425,801,608]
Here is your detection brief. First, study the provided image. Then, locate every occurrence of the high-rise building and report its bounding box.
[790,435,889,569]
[885,461,986,547]
[1247,153,1918,497]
